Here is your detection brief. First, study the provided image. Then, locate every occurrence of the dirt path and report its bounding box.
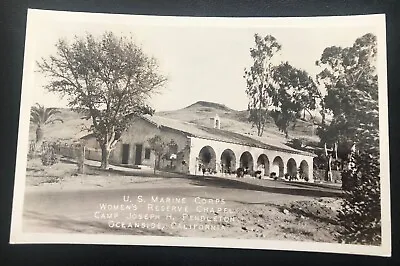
[23,159,343,243]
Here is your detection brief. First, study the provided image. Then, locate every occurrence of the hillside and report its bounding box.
[156,101,319,144]
[28,101,319,146]
[28,108,91,143]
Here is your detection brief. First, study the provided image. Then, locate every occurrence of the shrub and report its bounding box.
[236,167,244,177]
[254,170,262,179]
[291,138,304,149]
[298,166,309,182]
[284,173,290,179]
[337,151,381,245]
[313,153,326,170]
[28,141,36,159]
[41,143,60,166]
[270,172,277,180]
[27,151,35,160]
[41,176,63,184]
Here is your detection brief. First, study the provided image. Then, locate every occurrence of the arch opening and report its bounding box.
[287,158,297,178]
[198,146,217,174]
[257,154,270,176]
[240,151,254,173]
[272,156,284,177]
[300,160,309,180]
[220,149,236,174]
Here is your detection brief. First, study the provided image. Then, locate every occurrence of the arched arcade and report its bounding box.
[299,160,309,180]
[198,146,217,173]
[220,149,236,174]
[272,156,284,177]
[190,138,313,181]
[257,154,270,176]
[287,158,297,177]
[239,151,254,172]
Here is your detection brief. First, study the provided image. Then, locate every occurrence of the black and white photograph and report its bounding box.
[9,9,390,256]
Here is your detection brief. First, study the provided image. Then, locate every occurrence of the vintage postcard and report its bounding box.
[10,9,391,256]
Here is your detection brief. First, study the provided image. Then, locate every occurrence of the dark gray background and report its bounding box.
[1,1,399,265]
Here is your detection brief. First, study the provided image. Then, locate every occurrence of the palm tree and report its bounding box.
[30,103,64,145]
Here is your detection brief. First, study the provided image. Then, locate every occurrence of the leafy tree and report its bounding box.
[30,103,63,145]
[338,150,381,245]
[244,34,281,136]
[316,33,378,149]
[147,135,166,174]
[338,105,380,244]
[270,62,320,138]
[316,33,380,244]
[244,34,320,138]
[37,32,166,168]
[269,109,295,138]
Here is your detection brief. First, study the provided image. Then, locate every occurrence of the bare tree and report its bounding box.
[37,32,167,168]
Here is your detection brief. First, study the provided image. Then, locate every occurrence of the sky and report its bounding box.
[24,10,382,112]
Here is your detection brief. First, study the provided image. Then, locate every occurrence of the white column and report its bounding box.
[308,158,314,182]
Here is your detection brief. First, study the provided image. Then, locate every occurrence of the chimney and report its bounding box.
[214,114,220,129]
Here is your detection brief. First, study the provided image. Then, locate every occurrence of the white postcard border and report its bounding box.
[9,9,391,257]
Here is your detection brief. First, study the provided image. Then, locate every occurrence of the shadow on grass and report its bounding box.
[23,210,173,236]
[186,175,343,198]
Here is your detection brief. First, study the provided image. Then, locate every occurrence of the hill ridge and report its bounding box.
[29,101,318,145]
[183,100,235,112]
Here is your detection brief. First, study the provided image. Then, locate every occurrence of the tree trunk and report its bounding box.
[35,126,44,153]
[77,145,85,174]
[154,156,157,174]
[156,155,161,170]
[325,156,332,182]
[100,145,111,169]
[257,109,263,137]
[36,125,43,143]
[257,123,263,137]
